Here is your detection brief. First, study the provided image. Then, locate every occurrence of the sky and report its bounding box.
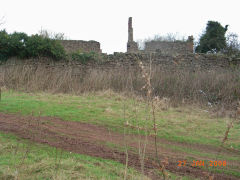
[0,0,239,54]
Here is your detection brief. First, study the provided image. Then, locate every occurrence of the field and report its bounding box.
[0,89,239,179]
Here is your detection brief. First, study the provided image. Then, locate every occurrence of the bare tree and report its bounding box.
[148,33,186,42]
[38,28,66,40]
[226,32,240,55]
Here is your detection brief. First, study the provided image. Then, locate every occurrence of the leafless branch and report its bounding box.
[0,16,5,27]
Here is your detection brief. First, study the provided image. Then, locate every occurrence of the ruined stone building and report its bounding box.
[59,17,193,55]
[126,17,194,55]
[144,36,194,55]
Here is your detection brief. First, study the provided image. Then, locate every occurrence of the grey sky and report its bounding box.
[1,0,239,54]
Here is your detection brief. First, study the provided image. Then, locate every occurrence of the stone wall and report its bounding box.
[2,53,239,74]
[103,52,239,71]
[60,40,102,53]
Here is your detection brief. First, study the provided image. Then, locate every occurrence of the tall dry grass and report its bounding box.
[1,63,240,107]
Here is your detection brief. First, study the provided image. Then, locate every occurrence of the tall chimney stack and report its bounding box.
[128,17,133,42]
[127,17,138,53]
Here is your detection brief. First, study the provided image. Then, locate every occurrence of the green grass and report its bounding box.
[0,132,197,180]
[167,172,199,180]
[0,90,239,179]
[0,90,239,151]
[0,132,149,180]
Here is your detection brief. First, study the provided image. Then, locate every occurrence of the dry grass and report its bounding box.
[1,63,240,109]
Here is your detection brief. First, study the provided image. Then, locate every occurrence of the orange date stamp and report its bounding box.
[178,160,227,167]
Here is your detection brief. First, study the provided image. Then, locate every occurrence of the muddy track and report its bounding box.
[0,112,239,180]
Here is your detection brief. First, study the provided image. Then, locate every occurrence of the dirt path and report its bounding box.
[0,112,239,180]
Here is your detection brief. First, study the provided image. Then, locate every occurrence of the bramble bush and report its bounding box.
[0,30,66,61]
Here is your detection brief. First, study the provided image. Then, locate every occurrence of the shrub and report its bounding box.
[8,32,29,58]
[0,31,30,60]
[0,30,66,61]
[24,35,66,60]
[0,30,10,61]
[70,51,98,64]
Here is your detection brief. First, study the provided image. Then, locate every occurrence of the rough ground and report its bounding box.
[0,112,239,180]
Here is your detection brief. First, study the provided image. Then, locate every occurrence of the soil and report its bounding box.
[0,112,239,180]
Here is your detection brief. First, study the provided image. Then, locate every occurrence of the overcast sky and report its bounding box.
[1,0,239,54]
